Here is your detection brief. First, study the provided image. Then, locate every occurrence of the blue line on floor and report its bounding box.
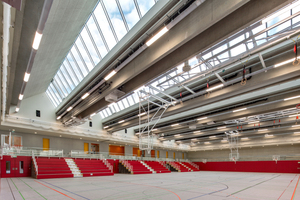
[40,180,90,200]
[187,186,228,200]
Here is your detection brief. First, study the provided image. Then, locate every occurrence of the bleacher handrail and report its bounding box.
[103,159,113,173]
[32,150,38,175]
[189,162,199,170]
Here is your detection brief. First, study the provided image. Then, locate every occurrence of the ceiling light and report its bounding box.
[171,124,179,127]
[15,107,19,112]
[206,84,224,92]
[118,120,125,123]
[194,131,201,135]
[258,129,268,131]
[57,116,61,120]
[221,139,227,142]
[97,140,99,141]
[59,135,62,137]
[241,137,248,140]
[152,129,157,131]
[289,114,299,117]
[284,95,300,101]
[91,113,96,117]
[265,134,273,137]
[19,94,23,100]
[294,132,300,135]
[146,27,169,46]
[197,117,207,121]
[32,31,42,50]
[104,70,116,81]
[80,138,82,139]
[262,1,300,24]
[81,93,89,99]
[138,112,146,117]
[34,132,37,134]
[248,121,260,124]
[24,73,30,82]
[274,58,296,68]
[67,107,73,112]
[204,142,210,144]
[217,126,226,129]
[209,136,216,138]
[292,125,300,128]
[104,126,109,129]
[233,108,247,112]
[175,134,181,137]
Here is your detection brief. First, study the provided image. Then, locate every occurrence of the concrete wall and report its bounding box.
[187,144,300,161]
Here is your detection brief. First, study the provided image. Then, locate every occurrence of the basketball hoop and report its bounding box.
[139,135,154,154]
[272,155,280,164]
[202,159,207,164]
[14,145,23,154]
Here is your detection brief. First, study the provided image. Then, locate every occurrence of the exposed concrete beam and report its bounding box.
[77,0,292,119]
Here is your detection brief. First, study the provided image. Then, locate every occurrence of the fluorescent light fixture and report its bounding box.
[60,135,62,137]
[197,117,207,121]
[284,95,300,101]
[80,138,82,139]
[15,107,19,112]
[81,93,89,99]
[194,131,201,135]
[262,1,300,24]
[258,129,268,132]
[171,124,179,127]
[24,73,30,82]
[104,70,116,81]
[19,94,23,100]
[204,142,210,144]
[152,129,157,131]
[138,112,146,117]
[118,120,125,123]
[294,132,300,135]
[217,126,226,129]
[104,126,109,129]
[206,84,224,92]
[67,107,73,112]
[241,137,248,140]
[292,125,300,128]
[265,134,273,137]
[248,121,260,124]
[274,58,296,68]
[146,27,169,46]
[209,136,216,139]
[233,108,247,113]
[175,134,181,137]
[221,139,227,142]
[289,114,299,118]
[32,32,42,50]
[91,113,96,117]
[57,116,61,120]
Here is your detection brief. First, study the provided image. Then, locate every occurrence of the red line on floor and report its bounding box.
[291,175,300,200]
[34,180,76,200]
[278,175,297,200]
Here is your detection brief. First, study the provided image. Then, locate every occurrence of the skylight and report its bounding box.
[46,0,158,107]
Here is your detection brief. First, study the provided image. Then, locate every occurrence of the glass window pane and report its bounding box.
[127,96,135,106]
[100,112,105,119]
[268,21,290,36]
[229,34,245,47]
[57,71,71,93]
[267,10,290,27]
[103,0,127,40]
[137,0,155,16]
[119,0,140,29]
[122,98,129,108]
[94,3,117,49]
[106,108,112,115]
[60,65,75,90]
[75,36,94,71]
[67,54,84,81]
[49,83,62,102]
[117,101,124,110]
[63,61,79,85]
[230,44,246,57]
[113,104,120,112]
[46,90,58,107]
[81,27,101,65]
[6,161,10,174]
[51,81,65,99]
[19,161,24,174]
[86,17,108,58]
[70,46,89,77]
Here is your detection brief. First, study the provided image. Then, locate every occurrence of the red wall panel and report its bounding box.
[195,160,300,173]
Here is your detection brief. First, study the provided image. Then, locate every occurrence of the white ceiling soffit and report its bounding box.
[23,0,98,98]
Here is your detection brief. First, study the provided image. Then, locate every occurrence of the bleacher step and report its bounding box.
[65,158,83,178]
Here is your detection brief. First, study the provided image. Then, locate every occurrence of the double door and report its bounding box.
[1,156,31,178]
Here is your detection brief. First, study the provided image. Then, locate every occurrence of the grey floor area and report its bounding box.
[0,172,299,200]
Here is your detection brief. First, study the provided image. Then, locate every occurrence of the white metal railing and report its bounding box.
[121,160,133,172]
[32,151,38,175]
[0,146,64,158]
[167,161,180,170]
[189,162,200,170]
[70,150,103,159]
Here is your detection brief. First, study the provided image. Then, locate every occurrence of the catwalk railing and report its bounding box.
[1,146,64,158]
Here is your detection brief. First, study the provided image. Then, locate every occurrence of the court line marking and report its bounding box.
[10,178,25,200]
[6,179,16,200]
[19,178,47,200]
[35,180,76,200]
[291,175,300,200]
[277,174,297,200]
[40,180,90,200]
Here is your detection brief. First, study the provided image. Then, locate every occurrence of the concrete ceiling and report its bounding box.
[22,0,98,99]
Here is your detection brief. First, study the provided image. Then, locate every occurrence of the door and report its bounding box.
[151,150,155,158]
[157,151,160,158]
[84,143,89,154]
[43,138,50,151]
[182,153,184,159]
[166,151,168,158]
[1,156,31,177]
[173,152,175,159]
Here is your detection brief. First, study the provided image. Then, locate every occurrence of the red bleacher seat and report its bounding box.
[74,159,114,177]
[143,161,171,173]
[127,160,152,174]
[36,157,73,179]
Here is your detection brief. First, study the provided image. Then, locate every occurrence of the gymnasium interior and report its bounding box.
[1,0,300,199]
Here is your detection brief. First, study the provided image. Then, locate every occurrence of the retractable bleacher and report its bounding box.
[36,157,73,179]
[182,162,200,171]
[143,161,171,173]
[74,159,113,177]
[127,160,152,174]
